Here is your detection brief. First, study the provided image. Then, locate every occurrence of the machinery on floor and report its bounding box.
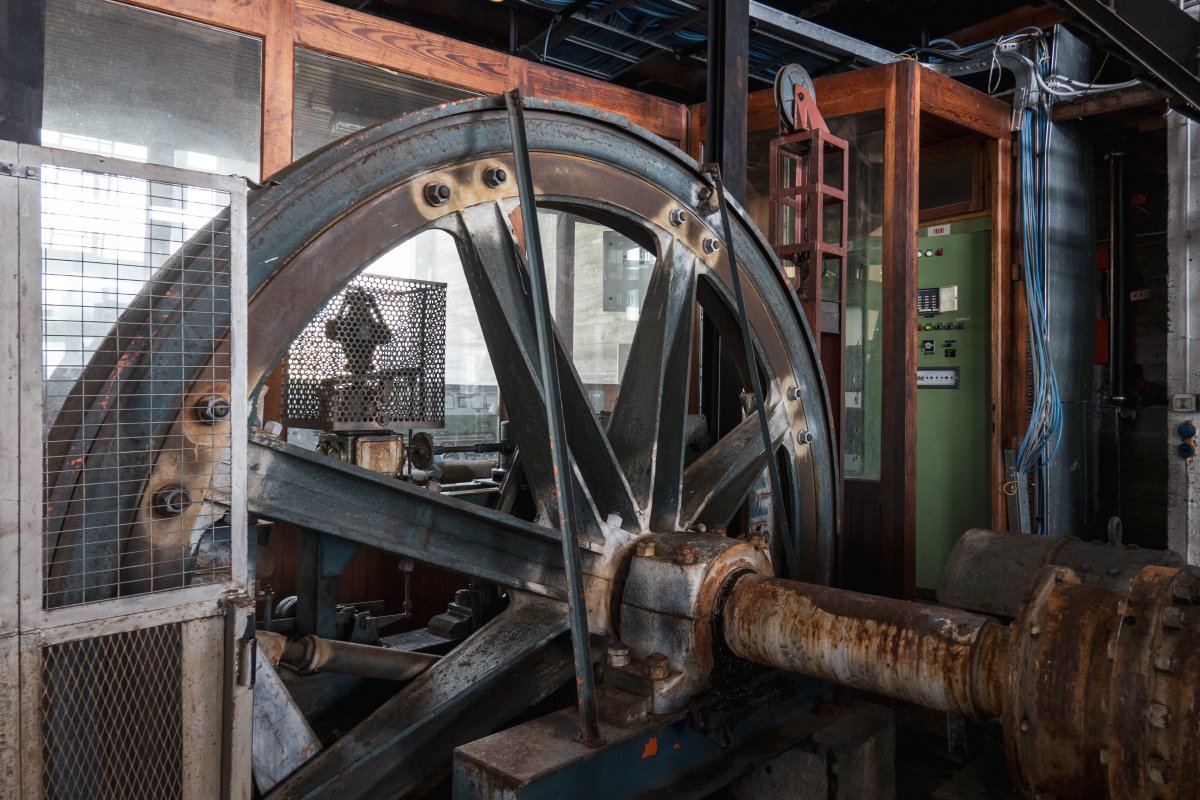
[41,96,1200,799]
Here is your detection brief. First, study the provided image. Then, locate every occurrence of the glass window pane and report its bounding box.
[293,49,478,160]
[42,0,262,177]
[541,211,652,415]
[831,111,886,481]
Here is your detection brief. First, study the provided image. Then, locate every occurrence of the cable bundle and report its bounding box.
[1014,99,1065,519]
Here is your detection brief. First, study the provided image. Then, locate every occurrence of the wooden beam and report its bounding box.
[113,0,269,35]
[942,4,1065,47]
[293,0,685,142]
[989,135,1014,530]
[918,67,1012,140]
[262,0,295,178]
[1051,86,1168,121]
[881,61,919,600]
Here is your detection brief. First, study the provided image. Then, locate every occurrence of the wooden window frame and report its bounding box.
[108,0,688,177]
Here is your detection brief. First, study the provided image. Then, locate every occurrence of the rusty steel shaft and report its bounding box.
[722,573,1010,719]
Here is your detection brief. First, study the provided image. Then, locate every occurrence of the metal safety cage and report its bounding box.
[0,141,252,800]
[283,272,448,432]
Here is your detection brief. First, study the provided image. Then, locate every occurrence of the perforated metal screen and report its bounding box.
[284,273,447,431]
[41,623,184,799]
[40,166,233,608]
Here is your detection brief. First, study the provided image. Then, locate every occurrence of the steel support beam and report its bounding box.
[704,0,748,203]
[747,1,893,67]
[1167,109,1200,565]
[0,0,45,144]
[1050,0,1200,118]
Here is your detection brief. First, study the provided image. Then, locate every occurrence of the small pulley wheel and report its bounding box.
[774,64,816,132]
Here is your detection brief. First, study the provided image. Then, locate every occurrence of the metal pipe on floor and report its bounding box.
[283,635,439,682]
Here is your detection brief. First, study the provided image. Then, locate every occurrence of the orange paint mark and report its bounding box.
[672,743,681,750]
[641,738,658,759]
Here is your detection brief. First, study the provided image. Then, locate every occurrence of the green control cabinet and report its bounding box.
[915,216,992,591]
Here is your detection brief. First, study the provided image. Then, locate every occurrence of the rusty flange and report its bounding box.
[1004,564,1200,798]
[1003,566,1122,797]
[1104,565,1200,798]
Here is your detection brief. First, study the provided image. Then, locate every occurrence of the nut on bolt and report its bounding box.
[153,485,192,517]
[1163,606,1185,629]
[668,208,687,226]
[797,430,815,445]
[1148,757,1173,785]
[677,545,696,565]
[194,394,231,424]
[702,237,721,254]
[607,642,630,668]
[424,181,452,206]
[646,652,670,681]
[483,166,508,188]
[635,540,656,558]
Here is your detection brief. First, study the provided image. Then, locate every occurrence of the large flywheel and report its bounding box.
[44,96,839,796]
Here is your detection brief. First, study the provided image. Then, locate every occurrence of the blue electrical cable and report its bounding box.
[1013,72,1065,533]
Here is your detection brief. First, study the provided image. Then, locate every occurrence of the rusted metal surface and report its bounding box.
[1001,564,1200,798]
[938,528,1184,618]
[618,532,773,714]
[1002,568,1122,798]
[722,573,1009,718]
[1103,566,1200,799]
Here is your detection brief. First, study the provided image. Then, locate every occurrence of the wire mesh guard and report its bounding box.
[41,623,184,800]
[284,273,447,431]
[41,165,233,608]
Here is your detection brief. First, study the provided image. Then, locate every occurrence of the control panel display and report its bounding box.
[917,366,960,388]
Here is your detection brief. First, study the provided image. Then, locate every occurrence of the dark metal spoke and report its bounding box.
[441,204,638,533]
[606,238,697,529]
[268,596,575,800]
[679,402,790,529]
[239,435,582,600]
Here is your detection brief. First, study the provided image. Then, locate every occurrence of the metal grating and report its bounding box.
[41,623,184,799]
[284,273,447,431]
[40,165,233,607]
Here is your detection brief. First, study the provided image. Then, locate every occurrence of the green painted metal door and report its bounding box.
[915,216,992,590]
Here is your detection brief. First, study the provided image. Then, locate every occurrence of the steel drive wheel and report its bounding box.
[45,96,838,796]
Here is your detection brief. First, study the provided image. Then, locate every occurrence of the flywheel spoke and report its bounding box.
[440,203,638,534]
[605,237,697,530]
[268,595,575,800]
[679,401,790,529]
[240,435,580,600]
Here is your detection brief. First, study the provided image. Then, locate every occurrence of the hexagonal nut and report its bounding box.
[1148,702,1171,729]
[668,208,687,226]
[677,545,696,566]
[423,182,452,206]
[153,485,192,518]
[483,166,508,188]
[606,642,630,668]
[646,652,670,681]
[635,540,656,558]
[193,394,231,423]
[1163,606,1185,630]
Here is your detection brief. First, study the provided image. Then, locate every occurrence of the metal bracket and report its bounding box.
[0,162,39,180]
[929,50,1041,130]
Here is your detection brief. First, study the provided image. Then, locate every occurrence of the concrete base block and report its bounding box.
[729,703,895,800]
